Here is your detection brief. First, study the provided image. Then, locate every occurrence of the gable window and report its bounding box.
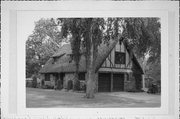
[52,57,58,64]
[115,52,125,64]
[68,54,73,63]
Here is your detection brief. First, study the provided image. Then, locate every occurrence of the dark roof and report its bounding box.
[39,39,144,74]
[123,40,144,74]
[39,44,86,73]
[51,44,72,58]
[40,56,86,73]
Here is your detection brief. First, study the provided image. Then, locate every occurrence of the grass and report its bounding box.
[26,88,161,108]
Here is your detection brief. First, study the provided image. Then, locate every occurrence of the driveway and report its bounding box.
[26,88,161,108]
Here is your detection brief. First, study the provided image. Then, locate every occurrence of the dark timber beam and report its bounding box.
[111,73,113,92]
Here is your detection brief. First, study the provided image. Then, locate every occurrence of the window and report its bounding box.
[115,52,125,64]
[45,74,50,81]
[78,73,85,81]
[68,54,73,63]
[52,57,58,64]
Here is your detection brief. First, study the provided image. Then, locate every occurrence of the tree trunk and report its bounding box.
[85,22,96,98]
[71,30,81,91]
[85,21,121,98]
[73,69,80,91]
[140,56,146,91]
[86,69,96,98]
[85,43,96,98]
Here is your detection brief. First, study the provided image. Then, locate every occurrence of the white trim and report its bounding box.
[99,68,132,73]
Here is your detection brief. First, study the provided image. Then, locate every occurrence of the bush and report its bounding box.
[79,81,86,92]
[41,85,46,89]
[73,80,80,91]
[43,85,54,89]
[147,84,158,94]
[26,81,33,87]
[57,79,63,90]
[127,89,137,92]
[67,80,73,90]
[32,75,37,88]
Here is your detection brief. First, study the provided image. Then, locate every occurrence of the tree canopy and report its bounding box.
[26,18,62,77]
[123,18,161,82]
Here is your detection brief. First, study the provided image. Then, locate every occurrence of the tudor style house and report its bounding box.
[39,38,144,92]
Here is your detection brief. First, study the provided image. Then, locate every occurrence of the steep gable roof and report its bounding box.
[51,44,72,58]
[123,40,144,74]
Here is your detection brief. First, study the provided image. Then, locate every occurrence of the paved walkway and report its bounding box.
[26,88,161,108]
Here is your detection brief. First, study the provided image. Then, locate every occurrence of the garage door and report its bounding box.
[113,74,124,91]
[98,73,111,92]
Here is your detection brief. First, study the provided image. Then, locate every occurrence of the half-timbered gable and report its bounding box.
[101,40,131,68]
[99,40,132,73]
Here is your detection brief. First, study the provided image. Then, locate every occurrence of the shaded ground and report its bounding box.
[26,88,161,108]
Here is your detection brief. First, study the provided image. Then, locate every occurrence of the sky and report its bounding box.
[20,15,47,42]
[20,15,69,47]
[18,11,62,43]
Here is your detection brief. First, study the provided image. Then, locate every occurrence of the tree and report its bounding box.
[123,18,161,83]
[58,18,122,98]
[123,18,160,60]
[26,18,62,77]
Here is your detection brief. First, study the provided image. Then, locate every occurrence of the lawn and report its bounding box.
[26,88,161,108]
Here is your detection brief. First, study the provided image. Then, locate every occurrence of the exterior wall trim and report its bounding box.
[99,68,132,73]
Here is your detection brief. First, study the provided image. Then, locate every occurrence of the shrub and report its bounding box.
[67,80,73,90]
[80,81,86,92]
[26,81,33,87]
[73,79,80,91]
[58,79,64,90]
[147,84,158,94]
[32,75,37,88]
[44,85,54,89]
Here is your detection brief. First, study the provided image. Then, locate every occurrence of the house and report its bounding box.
[39,38,144,92]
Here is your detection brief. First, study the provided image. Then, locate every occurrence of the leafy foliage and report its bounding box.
[123,18,161,83]
[123,18,160,61]
[26,18,61,77]
[57,18,122,97]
